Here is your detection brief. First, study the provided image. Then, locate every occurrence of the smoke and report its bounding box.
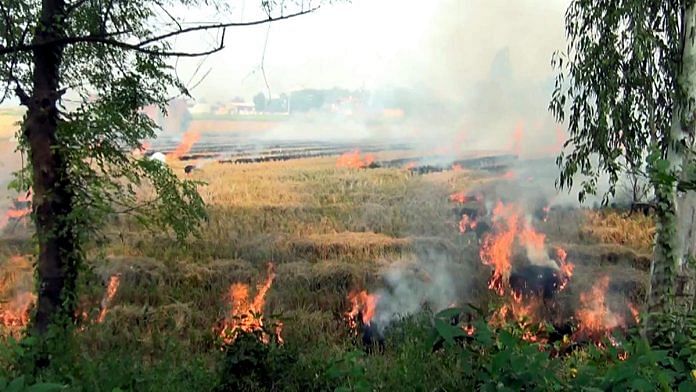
[371,252,467,332]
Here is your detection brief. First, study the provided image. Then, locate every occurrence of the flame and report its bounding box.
[574,276,624,342]
[489,295,547,344]
[0,292,35,330]
[346,290,379,330]
[463,324,475,336]
[16,189,32,203]
[479,202,520,295]
[519,225,546,252]
[218,263,280,344]
[336,150,376,169]
[628,303,640,325]
[403,161,418,170]
[0,191,32,231]
[96,274,121,323]
[449,192,469,204]
[452,163,463,172]
[458,214,477,234]
[501,171,518,180]
[167,131,200,160]
[556,248,574,291]
[542,205,551,222]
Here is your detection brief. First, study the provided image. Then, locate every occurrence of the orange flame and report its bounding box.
[628,303,640,325]
[218,263,281,344]
[501,171,518,180]
[167,131,200,160]
[403,161,418,170]
[458,214,478,234]
[556,248,574,291]
[346,290,379,330]
[336,150,375,169]
[96,274,121,323]
[449,192,469,204]
[0,292,35,330]
[463,324,475,336]
[451,163,463,172]
[479,202,520,295]
[0,191,32,231]
[16,189,32,203]
[574,276,623,342]
[519,225,546,252]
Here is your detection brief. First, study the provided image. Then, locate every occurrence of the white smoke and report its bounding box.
[371,253,466,332]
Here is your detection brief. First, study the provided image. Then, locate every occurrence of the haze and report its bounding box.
[174,0,570,103]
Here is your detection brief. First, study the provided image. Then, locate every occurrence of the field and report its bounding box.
[0,154,661,391]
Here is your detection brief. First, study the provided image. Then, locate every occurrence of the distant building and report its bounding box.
[189,103,212,115]
[214,102,256,115]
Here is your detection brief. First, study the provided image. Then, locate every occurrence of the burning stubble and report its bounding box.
[96,274,122,324]
[216,263,283,345]
[336,150,376,169]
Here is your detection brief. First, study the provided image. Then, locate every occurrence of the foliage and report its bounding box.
[430,306,696,391]
[326,350,371,392]
[549,0,685,202]
[0,376,64,392]
[215,328,291,392]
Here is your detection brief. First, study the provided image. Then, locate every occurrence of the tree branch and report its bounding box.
[65,0,90,15]
[0,7,317,57]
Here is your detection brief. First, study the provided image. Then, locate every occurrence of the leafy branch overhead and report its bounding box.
[550,1,685,202]
[0,0,319,104]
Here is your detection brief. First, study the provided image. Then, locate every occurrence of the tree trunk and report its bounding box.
[23,0,78,343]
[647,3,696,336]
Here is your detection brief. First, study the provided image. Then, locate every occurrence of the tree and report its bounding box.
[550,0,696,340]
[253,92,267,113]
[0,0,318,365]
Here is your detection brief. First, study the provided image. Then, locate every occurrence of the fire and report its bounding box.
[449,192,469,204]
[463,324,475,336]
[336,150,376,169]
[519,225,546,252]
[556,248,574,291]
[458,214,477,234]
[345,290,379,330]
[451,163,463,172]
[96,274,121,323]
[16,189,32,203]
[479,202,520,295]
[628,303,640,324]
[167,131,200,160]
[0,292,35,330]
[403,161,418,170]
[0,190,32,231]
[574,276,623,342]
[218,263,281,344]
[501,171,518,180]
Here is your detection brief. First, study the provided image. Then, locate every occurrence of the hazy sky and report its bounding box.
[173,0,572,102]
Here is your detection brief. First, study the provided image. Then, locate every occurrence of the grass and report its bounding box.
[0,155,664,390]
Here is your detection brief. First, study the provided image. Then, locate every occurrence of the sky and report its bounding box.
[172,0,572,103]
[0,0,572,106]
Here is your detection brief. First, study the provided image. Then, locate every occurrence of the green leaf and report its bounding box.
[630,378,653,391]
[27,384,66,392]
[434,307,461,320]
[434,318,456,346]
